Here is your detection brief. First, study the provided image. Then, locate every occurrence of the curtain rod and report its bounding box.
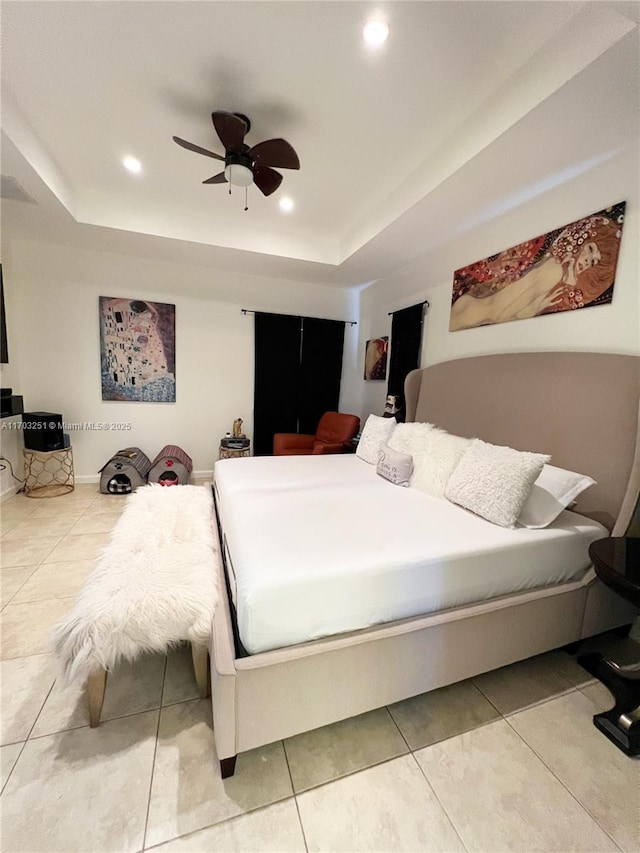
[241,308,357,326]
[387,299,429,316]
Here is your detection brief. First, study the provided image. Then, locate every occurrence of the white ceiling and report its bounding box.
[1,1,638,288]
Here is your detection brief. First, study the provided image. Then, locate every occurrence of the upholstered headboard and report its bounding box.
[405,352,639,533]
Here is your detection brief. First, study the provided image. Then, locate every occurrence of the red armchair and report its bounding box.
[273,412,360,456]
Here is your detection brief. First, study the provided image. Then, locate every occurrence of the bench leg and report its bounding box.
[220,755,237,778]
[87,669,107,727]
[191,642,210,698]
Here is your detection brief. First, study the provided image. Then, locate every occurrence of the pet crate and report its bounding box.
[148,444,192,486]
[99,447,152,495]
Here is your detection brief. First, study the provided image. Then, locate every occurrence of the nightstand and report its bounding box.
[219,440,251,460]
[577,537,640,756]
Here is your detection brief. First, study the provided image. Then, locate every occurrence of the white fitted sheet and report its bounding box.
[214,453,371,497]
[216,456,607,654]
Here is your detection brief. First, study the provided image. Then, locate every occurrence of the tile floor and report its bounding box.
[1,483,639,852]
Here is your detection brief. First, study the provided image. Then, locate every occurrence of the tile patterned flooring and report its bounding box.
[1,483,638,852]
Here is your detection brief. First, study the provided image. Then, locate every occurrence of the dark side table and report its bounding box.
[578,537,640,756]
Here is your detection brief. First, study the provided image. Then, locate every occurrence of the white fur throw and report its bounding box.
[52,484,219,683]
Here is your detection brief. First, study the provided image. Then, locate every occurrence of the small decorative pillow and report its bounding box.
[445,439,550,528]
[518,464,596,528]
[376,443,413,486]
[356,415,397,464]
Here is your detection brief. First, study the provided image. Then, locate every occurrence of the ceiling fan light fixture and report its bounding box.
[174,110,299,200]
[224,163,253,187]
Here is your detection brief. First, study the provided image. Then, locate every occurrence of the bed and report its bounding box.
[209,351,639,777]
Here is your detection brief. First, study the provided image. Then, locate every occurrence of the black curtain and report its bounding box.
[253,313,346,455]
[298,317,345,435]
[253,313,302,456]
[387,303,425,421]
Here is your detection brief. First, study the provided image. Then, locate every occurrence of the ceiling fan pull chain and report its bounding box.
[244,186,249,212]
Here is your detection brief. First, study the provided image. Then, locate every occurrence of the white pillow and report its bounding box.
[387,422,435,455]
[444,439,550,528]
[518,464,596,528]
[389,423,472,497]
[412,430,472,497]
[356,415,397,464]
[376,443,413,487]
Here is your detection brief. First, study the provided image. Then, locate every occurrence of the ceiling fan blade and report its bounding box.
[212,111,248,151]
[253,166,283,197]
[172,136,224,161]
[202,172,227,184]
[249,138,300,170]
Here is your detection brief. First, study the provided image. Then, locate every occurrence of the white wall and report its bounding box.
[2,238,360,483]
[359,152,638,419]
[355,39,639,421]
[0,240,25,497]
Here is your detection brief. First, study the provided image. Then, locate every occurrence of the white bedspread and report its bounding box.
[215,455,607,654]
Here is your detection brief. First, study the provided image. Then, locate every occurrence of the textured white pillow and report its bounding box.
[387,422,435,456]
[389,423,472,497]
[518,464,596,528]
[413,430,472,497]
[356,415,397,464]
[376,443,413,487]
[445,439,550,528]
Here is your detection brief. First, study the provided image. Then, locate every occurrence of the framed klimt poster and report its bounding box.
[100,297,176,401]
[450,202,625,331]
[364,336,388,380]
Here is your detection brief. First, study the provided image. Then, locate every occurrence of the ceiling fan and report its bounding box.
[173,111,300,205]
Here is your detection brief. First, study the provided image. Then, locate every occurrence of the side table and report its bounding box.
[23,447,75,498]
[219,443,251,460]
[578,537,640,756]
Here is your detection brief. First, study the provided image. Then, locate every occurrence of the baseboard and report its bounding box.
[1,483,23,502]
[192,469,214,481]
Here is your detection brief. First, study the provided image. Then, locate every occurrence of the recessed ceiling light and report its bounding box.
[279,196,294,212]
[363,18,389,48]
[123,156,142,174]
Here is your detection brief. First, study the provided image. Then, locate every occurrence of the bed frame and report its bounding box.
[209,351,639,777]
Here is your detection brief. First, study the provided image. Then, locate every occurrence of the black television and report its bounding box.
[1,264,7,364]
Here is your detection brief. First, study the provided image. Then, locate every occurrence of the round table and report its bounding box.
[23,447,75,498]
[589,537,640,607]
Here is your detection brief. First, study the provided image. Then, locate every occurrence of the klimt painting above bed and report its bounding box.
[449,202,625,331]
